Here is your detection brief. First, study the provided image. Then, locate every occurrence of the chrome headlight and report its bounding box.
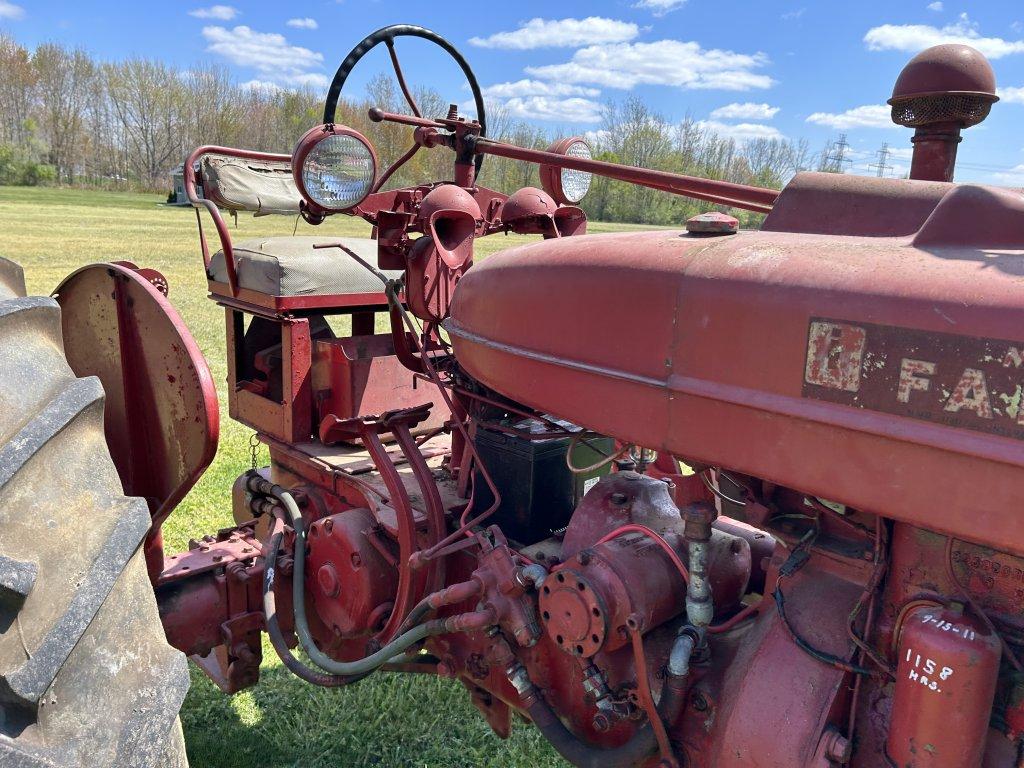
[541,137,593,205]
[293,125,377,212]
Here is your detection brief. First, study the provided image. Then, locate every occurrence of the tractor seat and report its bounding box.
[208,236,401,297]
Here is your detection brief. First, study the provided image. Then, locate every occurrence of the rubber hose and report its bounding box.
[262,522,365,686]
[268,483,450,676]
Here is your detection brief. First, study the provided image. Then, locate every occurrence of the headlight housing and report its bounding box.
[292,124,377,213]
[540,137,592,205]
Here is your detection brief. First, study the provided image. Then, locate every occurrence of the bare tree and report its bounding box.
[0,35,37,148]
[182,64,244,150]
[32,43,95,182]
[105,58,185,187]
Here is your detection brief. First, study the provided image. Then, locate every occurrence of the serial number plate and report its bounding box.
[802,318,1024,440]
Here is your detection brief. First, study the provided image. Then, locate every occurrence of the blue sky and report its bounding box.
[5,1,1024,184]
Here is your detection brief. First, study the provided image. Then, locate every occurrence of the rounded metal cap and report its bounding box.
[419,183,482,222]
[888,44,997,127]
[686,211,738,235]
[500,186,557,224]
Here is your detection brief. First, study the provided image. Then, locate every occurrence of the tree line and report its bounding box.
[0,35,834,225]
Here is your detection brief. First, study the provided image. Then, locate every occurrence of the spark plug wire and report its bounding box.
[772,527,881,677]
[564,430,632,475]
[595,524,689,585]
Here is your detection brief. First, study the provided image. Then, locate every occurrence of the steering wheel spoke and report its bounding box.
[372,143,420,193]
[323,24,487,176]
[386,38,422,118]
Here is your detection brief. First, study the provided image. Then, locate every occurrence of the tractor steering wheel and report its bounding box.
[323,24,487,177]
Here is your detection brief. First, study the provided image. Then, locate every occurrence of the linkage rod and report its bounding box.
[473,138,778,214]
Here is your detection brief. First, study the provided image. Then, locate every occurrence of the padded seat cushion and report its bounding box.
[201,155,300,215]
[209,236,399,296]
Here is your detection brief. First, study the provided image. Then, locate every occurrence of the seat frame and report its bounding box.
[184,145,392,315]
[185,145,412,444]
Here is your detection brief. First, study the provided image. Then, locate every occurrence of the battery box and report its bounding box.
[471,419,615,545]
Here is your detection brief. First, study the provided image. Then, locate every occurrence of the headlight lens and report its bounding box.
[559,140,592,203]
[301,132,376,210]
[540,137,593,205]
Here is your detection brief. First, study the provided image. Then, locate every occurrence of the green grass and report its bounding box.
[0,185,660,767]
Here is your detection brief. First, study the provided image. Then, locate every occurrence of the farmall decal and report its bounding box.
[802,318,1024,440]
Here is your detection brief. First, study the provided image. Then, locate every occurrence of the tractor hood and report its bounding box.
[447,176,1024,553]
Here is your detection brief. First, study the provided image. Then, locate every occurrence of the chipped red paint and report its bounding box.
[54,262,219,580]
[888,604,1001,766]
[803,317,1024,440]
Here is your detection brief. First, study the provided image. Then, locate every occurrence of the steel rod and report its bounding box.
[473,138,778,213]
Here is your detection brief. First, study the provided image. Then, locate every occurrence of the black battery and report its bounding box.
[470,419,615,545]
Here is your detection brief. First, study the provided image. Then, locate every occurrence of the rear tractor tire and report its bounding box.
[0,257,190,767]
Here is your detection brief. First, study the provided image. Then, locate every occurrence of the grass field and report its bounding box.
[0,185,660,767]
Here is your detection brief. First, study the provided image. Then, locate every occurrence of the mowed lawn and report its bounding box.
[0,185,660,768]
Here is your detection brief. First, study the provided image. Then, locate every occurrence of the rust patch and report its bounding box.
[802,317,1024,440]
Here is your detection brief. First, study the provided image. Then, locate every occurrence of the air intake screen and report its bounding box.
[890,94,993,128]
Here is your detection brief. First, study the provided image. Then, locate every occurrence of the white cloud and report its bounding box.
[696,120,784,142]
[927,1,943,11]
[469,17,638,49]
[482,79,600,99]
[782,8,806,20]
[806,104,893,129]
[633,0,687,16]
[999,86,1024,103]
[286,17,318,30]
[0,0,25,19]
[710,102,779,120]
[494,96,603,123]
[479,80,603,122]
[188,5,237,20]
[287,72,329,88]
[993,164,1024,182]
[241,79,285,93]
[526,40,773,91]
[864,14,1024,59]
[201,25,326,88]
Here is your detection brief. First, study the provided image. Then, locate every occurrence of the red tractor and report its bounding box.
[2,25,1022,767]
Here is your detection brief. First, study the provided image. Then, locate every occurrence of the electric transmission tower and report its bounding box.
[869,143,894,177]
[822,133,853,173]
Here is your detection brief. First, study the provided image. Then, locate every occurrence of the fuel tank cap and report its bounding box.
[685,211,739,235]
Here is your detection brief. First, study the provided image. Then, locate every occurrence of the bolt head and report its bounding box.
[823,730,852,763]
[317,563,340,598]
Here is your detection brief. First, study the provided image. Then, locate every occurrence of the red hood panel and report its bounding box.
[448,208,1024,552]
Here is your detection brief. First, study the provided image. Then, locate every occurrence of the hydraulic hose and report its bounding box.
[256,478,491,677]
[262,517,365,686]
[509,628,697,768]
